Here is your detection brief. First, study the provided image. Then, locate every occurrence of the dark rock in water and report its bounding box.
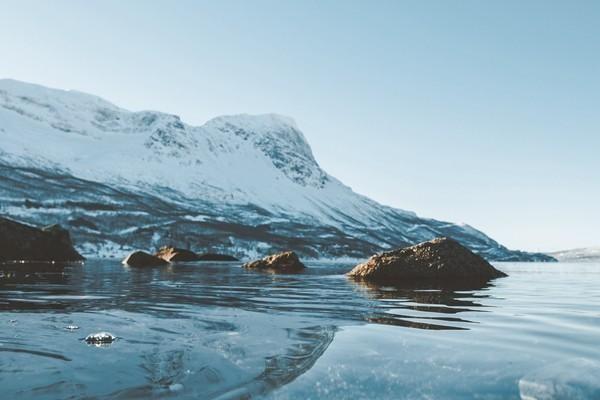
[85,331,116,345]
[347,237,507,284]
[122,251,168,267]
[0,217,84,263]
[155,246,200,262]
[243,251,305,273]
[198,253,239,261]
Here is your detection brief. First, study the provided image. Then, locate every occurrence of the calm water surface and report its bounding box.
[1,260,599,399]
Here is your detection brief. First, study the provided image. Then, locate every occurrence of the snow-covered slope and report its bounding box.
[0,79,554,261]
[547,247,600,262]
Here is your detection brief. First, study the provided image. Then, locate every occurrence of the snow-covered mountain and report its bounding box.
[547,247,600,262]
[0,79,554,261]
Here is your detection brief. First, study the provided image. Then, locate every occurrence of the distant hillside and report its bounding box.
[548,247,600,262]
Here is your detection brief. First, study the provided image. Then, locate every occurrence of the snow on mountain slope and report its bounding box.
[0,79,554,261]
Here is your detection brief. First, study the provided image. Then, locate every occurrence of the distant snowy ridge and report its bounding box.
[0,79,555,261]
[547,247,600,262]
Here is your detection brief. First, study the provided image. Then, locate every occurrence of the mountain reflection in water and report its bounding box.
[1,260,600,399]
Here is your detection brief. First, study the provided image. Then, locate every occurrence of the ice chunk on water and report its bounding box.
[519,358,600,400]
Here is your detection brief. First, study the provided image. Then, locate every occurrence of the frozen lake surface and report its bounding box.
[1,260,599,399]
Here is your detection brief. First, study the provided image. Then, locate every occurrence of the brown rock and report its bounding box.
[243,251,305,273]
[155,246,200,262]
[122,251,168,267]
[0,217,84,263]
[347,237,507,283]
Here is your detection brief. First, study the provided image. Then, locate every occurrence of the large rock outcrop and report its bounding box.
[243,251,305,273]
[347,237,507,284]
[0,217,84,262]
[122,251,168,267]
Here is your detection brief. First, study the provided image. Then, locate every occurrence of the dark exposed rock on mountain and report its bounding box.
[155,246,200,262]
[243,251,305,273]
[0,216,84,263]
[122,251,168,267]
[347,237,507,284]
[197,253,239,261]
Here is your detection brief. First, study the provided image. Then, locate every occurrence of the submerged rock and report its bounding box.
[519,358,600,400]
[347,237,507,284]
[243,251,305,273]
[0,217,84,263]
[155,246,200,262]
[197,253,239,261]
[85,331,117,345]
[122,251,168,267]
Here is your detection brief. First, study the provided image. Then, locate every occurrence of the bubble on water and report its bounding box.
[84,332,117,346]
[519,358,600,400]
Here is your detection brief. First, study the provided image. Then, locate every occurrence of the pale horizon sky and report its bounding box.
[1,0,599,252]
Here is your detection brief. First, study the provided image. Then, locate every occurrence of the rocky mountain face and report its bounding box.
[0,79,555,261]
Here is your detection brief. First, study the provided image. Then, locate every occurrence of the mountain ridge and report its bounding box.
[547,247,600,262]
[0,79,555,261]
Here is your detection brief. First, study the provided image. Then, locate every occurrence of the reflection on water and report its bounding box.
[1,260,600,399]
[350,280,492,330]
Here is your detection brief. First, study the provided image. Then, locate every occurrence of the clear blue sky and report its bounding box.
[1,0,598,252]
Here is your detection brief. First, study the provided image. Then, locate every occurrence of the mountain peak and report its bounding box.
[204,113,327,188]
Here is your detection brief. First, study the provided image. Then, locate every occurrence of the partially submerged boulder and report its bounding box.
[0,217,84,263]
[122,251,168,267]
[155,246,200,262]
[347,237,507,284]
[198,253,239,261]
[243,251,305,273]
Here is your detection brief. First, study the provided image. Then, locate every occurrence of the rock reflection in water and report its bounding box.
[350,279,494,330]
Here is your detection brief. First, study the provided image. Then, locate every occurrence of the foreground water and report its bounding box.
[1,260,599,399]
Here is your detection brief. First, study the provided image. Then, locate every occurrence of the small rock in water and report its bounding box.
[84,331,117,345]
[169,383,184,392]
[65,325,79,331]
[243,251,306,273]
